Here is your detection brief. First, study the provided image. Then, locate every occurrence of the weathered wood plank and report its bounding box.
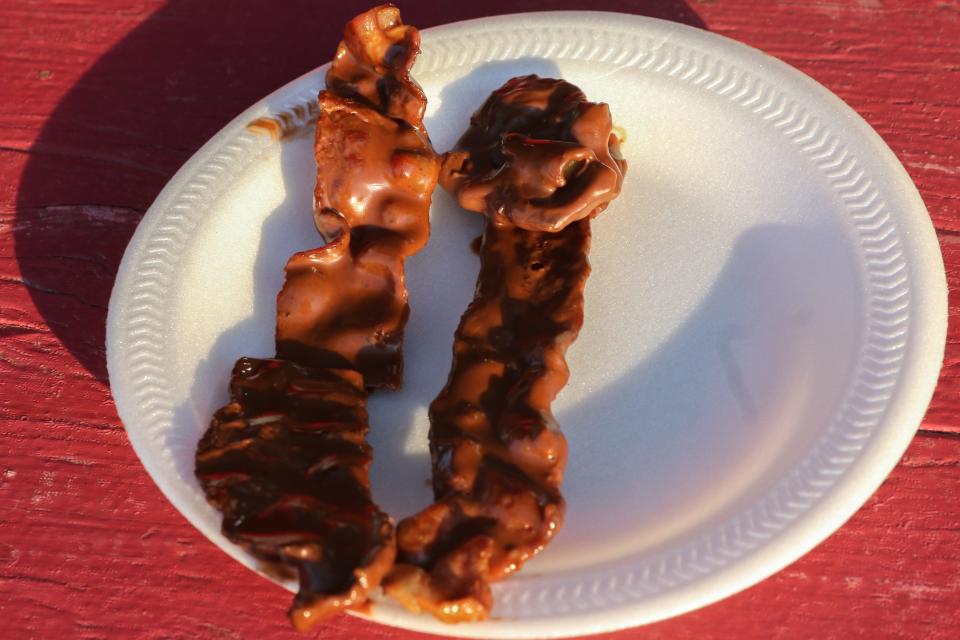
[0,0,957,638]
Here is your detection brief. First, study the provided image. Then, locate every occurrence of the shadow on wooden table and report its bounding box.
[13,0,706,384]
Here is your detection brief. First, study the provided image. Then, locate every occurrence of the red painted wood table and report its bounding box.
[1,1,958,638]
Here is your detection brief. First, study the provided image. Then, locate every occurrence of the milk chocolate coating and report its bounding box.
[196,5,437,630]
[384,76,626,621]
[276,4,438,388]
[276,89,437,388]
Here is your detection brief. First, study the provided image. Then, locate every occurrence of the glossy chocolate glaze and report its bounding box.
[384,76,626,622]
[325,3,428,133]
[441,75,625,232]
[276,5,438,389]
[196,5,436,630]
[195,358,394,629]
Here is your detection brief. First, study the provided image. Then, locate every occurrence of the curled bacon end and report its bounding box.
[441,75,626,231]
[327,4,429,131]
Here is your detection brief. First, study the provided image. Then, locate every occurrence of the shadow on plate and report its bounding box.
[551,221,861,562]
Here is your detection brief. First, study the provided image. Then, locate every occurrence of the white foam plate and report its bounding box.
[107,12,946,638]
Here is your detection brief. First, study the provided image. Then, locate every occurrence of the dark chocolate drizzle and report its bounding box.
[384,76,625,621]
[195,5,437,630]
[196,358,394,626]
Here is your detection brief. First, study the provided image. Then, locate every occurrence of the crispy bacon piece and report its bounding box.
[384,76,626,622]
[196,5,437,630]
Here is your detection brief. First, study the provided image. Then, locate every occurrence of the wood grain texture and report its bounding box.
[0,1,957,638]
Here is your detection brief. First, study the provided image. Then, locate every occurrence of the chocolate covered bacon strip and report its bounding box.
[196,5,438,630]
[277,4,437,389]
[384,76,626,621]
